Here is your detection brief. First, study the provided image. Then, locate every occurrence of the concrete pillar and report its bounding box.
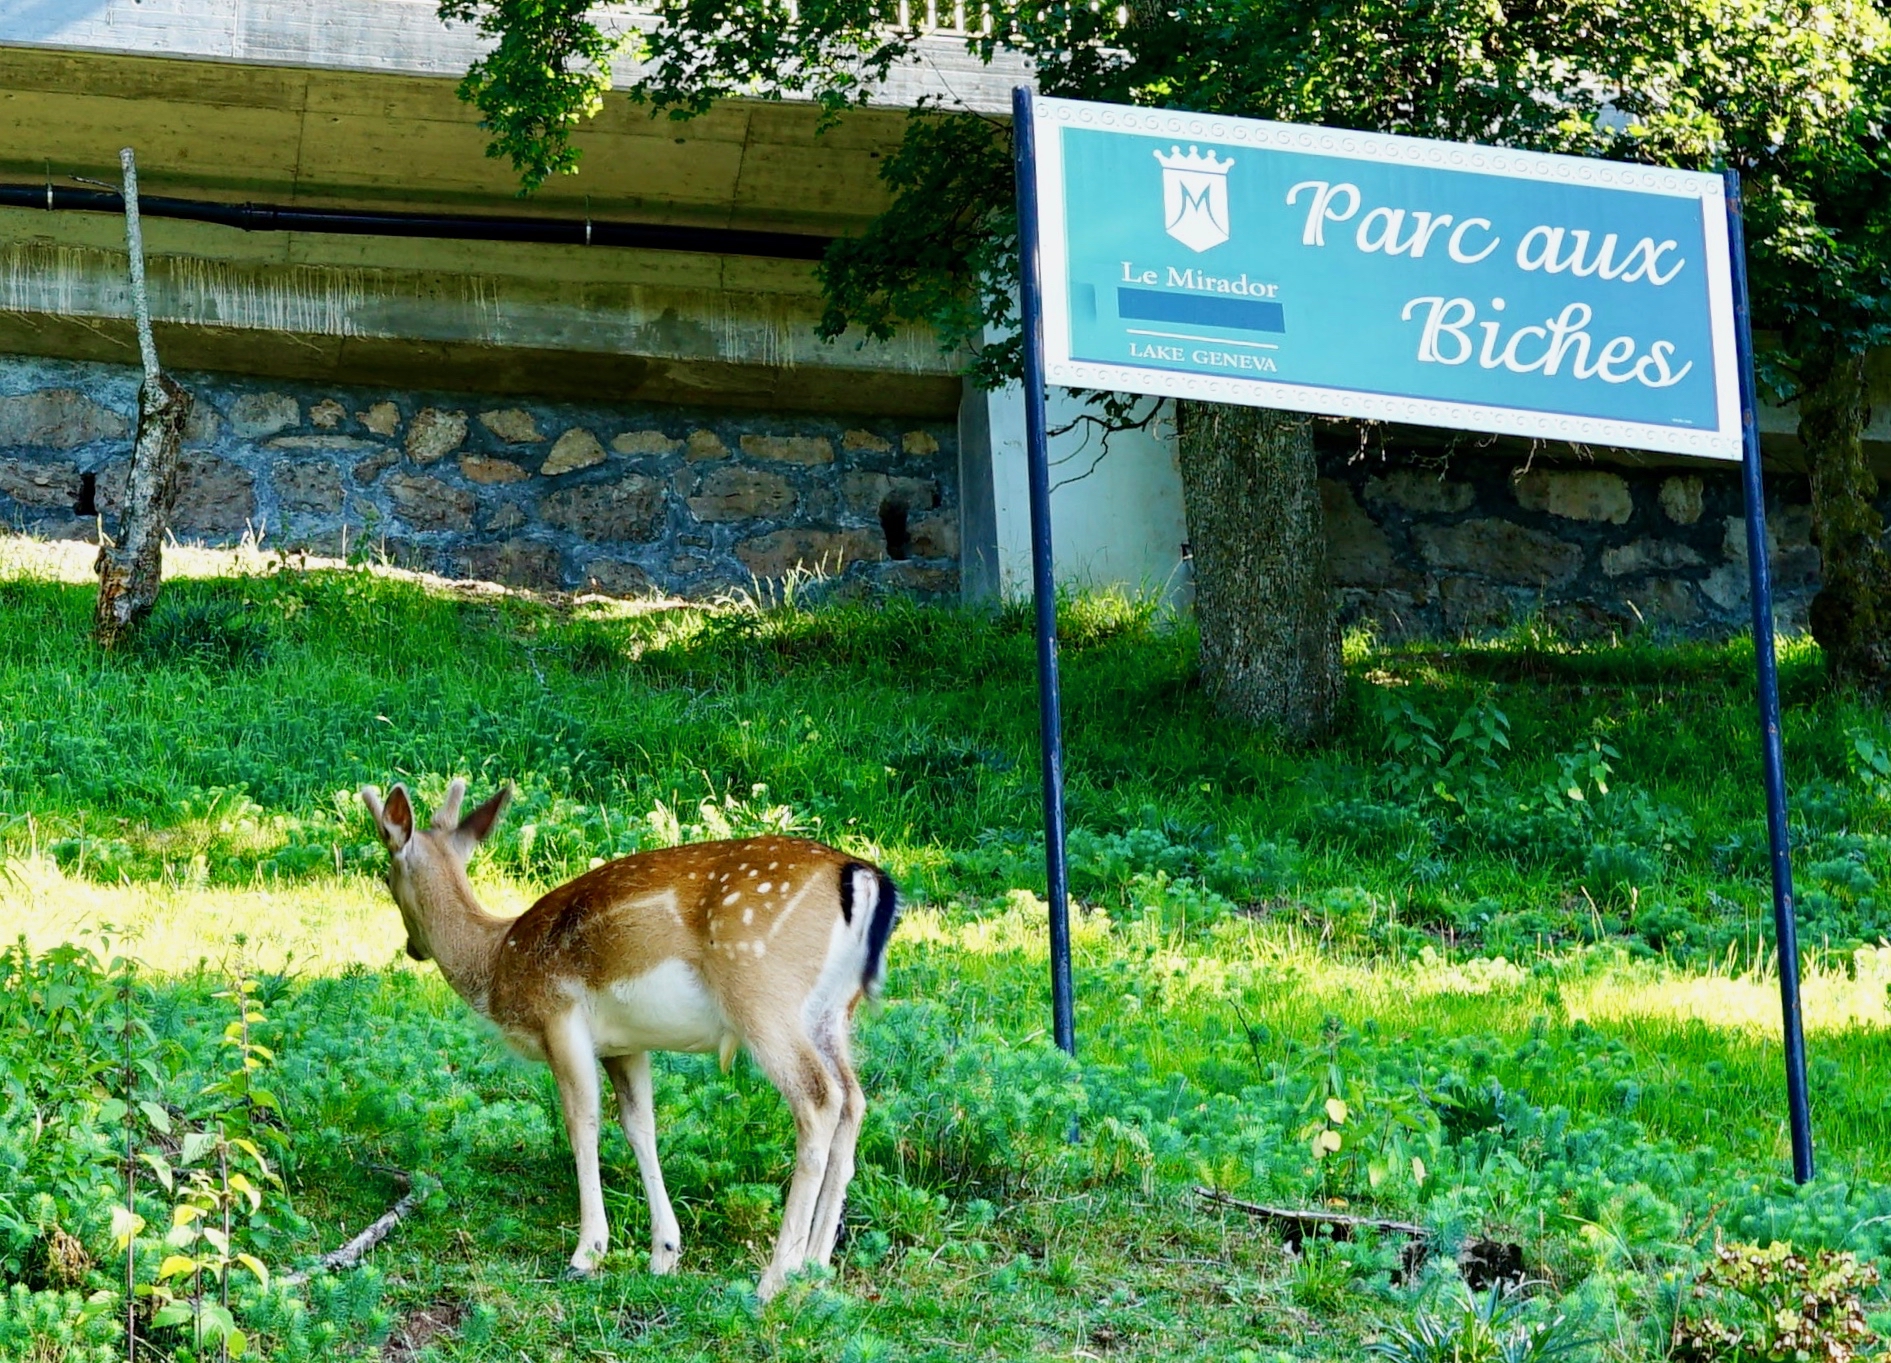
[958,377,1191,605]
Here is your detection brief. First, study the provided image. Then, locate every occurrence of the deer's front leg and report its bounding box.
[544,1012,609,1277]
[604,1052,681,1275]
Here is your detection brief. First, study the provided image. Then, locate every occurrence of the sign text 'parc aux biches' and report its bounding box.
[1030,96,1743,459]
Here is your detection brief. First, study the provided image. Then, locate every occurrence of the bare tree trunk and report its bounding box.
[1174,401,1340,737]
[95,147,191,649]
[1802,344,1891,689]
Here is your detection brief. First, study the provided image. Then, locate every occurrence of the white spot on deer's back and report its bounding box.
[758,881,773,893]
[723,890,742,905]
[742,907,753,924]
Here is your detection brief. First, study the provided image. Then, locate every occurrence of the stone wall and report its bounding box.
[0,356,960,599]
[1319,446,1819,639]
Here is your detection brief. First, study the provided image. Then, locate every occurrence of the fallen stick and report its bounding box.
[1194,1187,1428,1240]
[282,1169,419,1286]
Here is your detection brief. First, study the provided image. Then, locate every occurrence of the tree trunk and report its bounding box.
[1802,344,1891,688]
[1174,401,1340,736]
[94,146,192,650]
[94,373,191,647]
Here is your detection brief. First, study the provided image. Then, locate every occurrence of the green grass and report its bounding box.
[4,551,1891,1361]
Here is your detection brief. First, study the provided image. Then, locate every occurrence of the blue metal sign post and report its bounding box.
[1013,86,1077,1060]
[1725,169,1813,1182]
[1012,89,1812,1178]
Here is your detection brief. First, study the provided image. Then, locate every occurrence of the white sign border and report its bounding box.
[1032,95,1743,462]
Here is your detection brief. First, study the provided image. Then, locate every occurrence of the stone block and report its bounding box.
[1599,538,1705,578]
[460,456,530,485]
[1513,469,1632,524]
[880,563,960,596]
[840,471,939,516]
[585,558,657,597]
[451,538,564,591]
[688,466,796,522]
[1438,576,1515,634]
[479,408,544,443]
[685,430,729,461]
[353,451,398,484]
[0,389,129,449]
[1544,600,1635,642]
[1700,562,1748,610]
[182,404,221,449]
[267,435,384,453]
[907,512,959,559]
[1338,587,1428,643]
[386,472,475,531]
[735,527,882,578]
[310,399,346,429]
[406,408,467,463]
[358,401,401,436]
[613,430,683,457]
[842,429,893,453]
[1320,479,1400,588]
[173,458,258,535]
[541,428,607,476]
[1413,518,1584,587]
[1363,469,1473,514]
[486,503,527,531]
[741,434,835,466]
[540,475,665,543]
[1721,510,1818,584]
[0,456,78,507]
[1625,577,1702,629]
[276,462,343,514]
[902,430,941,457]
[1659,475,1704,524]
[229,392,298,438]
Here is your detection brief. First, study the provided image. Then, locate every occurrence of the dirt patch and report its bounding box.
[382,1299,468,1362]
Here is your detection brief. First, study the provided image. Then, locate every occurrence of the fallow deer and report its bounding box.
[359,779,899,1299]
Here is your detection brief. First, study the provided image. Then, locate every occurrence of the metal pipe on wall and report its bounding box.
[0,184,836,261]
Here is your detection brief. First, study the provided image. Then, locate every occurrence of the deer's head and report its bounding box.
[360,778,510,960]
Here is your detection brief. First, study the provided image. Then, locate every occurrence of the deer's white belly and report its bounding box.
[583,959,726,1056]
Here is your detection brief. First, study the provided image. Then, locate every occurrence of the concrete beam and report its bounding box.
[0,232,961,414]
[0,1,1027,114]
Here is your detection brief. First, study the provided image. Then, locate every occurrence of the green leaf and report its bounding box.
[140,1151,174,1192]
[110,1204,146,1249]
[138,1100,172,1134]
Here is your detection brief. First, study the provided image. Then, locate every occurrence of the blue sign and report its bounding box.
[1030,96,1742,459]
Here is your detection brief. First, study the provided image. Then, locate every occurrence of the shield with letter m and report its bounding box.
[1156,146,1235,253]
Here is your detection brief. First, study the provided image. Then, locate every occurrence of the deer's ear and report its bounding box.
[453,784,512,851]
[432,778,467,831]
[362,783,413,851]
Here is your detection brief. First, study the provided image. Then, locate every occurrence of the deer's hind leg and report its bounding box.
[604,1052,682,1275]
[744,1025,843,1301]
[805,1012,864,1268]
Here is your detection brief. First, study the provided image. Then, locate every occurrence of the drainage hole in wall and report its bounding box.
[74,472,97,517]
[880,500,912,560]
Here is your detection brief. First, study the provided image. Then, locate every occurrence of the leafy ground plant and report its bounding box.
[1672,1241,1880,1363]
[1368,1282,1585,1363]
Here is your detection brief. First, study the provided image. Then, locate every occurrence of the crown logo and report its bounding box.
[1154,145,1236,175]
[1154,145,1234,252]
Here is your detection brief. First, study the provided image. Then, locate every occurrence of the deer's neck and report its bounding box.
[415,868,510,1016]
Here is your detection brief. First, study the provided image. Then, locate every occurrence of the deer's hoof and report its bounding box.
[650,1242,680,1276]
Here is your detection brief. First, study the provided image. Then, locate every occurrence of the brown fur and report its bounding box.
[360,779,893,1299]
